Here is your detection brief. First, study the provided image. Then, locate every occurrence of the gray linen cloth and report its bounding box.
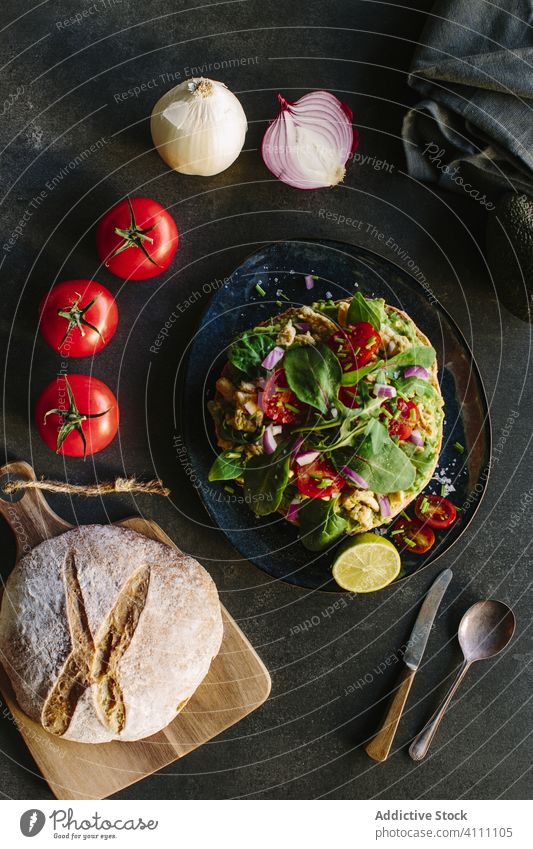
[402,0,533,201]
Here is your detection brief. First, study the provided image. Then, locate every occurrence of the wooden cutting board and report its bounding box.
[0,461,271,800]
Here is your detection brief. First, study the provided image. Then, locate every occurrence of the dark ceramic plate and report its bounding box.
[183,240,491,591]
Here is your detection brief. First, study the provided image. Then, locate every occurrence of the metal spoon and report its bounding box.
[409,600,515,761]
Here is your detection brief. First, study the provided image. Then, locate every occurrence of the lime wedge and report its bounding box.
[332,533,401,593]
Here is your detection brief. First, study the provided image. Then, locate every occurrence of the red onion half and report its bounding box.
[263,424,278,454]
[286,499,300,524]
[374,383,396,399]
[409,429,424,447]
[295,450,320,466]
[261,345,284,370]
[262,91,357,190]
[404,365,430,380]
[340,467,369,489]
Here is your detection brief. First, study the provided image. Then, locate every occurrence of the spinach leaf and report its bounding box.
[228,328,276,377]
[298,496,348,551]
[208,450,246,482]
[347,293,385,330]
[284,343,342,414]
[339,419,416,493]
[243,441,290,516]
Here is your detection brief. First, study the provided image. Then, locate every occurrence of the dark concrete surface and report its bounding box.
[0,0,531,800]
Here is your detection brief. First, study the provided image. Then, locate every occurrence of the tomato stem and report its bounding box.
[43,375,111,458]
[57,292,104,349]
[107,196,161,267]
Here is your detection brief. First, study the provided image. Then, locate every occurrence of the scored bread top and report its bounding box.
[0,525,223,743]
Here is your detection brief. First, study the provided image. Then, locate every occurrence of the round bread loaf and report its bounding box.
[0,525,223,744]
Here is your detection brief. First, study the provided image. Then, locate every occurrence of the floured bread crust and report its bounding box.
[0,525,223,744]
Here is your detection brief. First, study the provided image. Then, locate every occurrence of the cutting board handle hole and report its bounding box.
[0,474,26,503]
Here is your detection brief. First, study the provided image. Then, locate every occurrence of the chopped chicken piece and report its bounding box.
[215,376,235,401]
[294,331,316,346]
[300,305,338,339]
[337,300,349,326]
[276,320,296,347]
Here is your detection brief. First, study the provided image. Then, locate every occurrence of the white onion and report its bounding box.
[151,77,247,176]
[262,91,356,189]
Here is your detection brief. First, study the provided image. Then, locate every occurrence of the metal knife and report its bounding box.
[365,568,453,762]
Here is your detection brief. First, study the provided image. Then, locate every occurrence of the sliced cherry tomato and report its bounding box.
[296,458,346,499]
[262,368,306,424]
[96,196,178,280]
[415,495,457,528]
[35,374,119,457]
[328,321,381,372]
[392,517,435,554]
[38,279,118,357]
[384,398,420,441]
[338,385,361,409]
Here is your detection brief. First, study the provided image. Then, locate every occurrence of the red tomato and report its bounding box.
[338,385,361,409]
[96,197,178,280]
[296,457,346,499]
[415,495,457,528]
[35,374,119,457]
[328,321,381,372]
[385,398,420,441]
[39,279,118,357]
[262,368,306,424]
[392,517,435,554]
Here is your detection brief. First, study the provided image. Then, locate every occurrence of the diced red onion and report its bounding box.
[286,499,300,524]
[263,424,278,455]
[296,321,311,331]
[262,91,357,190]
[330,406,338,419]
[409,429,424,447]
[291,435,305,460]
[257,389,264,410]
[378,494,391,517]
[256,377,266,389]
[272,424,282,436]
[340,466,368,489]
[387,341,395,354]
[261,345,284,370]
[374,383,396,398]
[244,400,256,415]
[304,275,315,290]
[295,450,320,466]
[404,365,430,380]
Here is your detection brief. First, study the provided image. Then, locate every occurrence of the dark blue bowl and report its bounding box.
[183,240,491,592]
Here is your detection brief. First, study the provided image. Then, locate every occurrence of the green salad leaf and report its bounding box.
[341,345,436,386]
[401,439,439,478]
[243,441,291,516]
[347,292,385,330]
[298,496,348,551]
[395,375,441,404]
[337,419,416,493]
[383,345,436,371]
[228,328,276,377]
[284,343,342,414]
[208,450,246,482]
